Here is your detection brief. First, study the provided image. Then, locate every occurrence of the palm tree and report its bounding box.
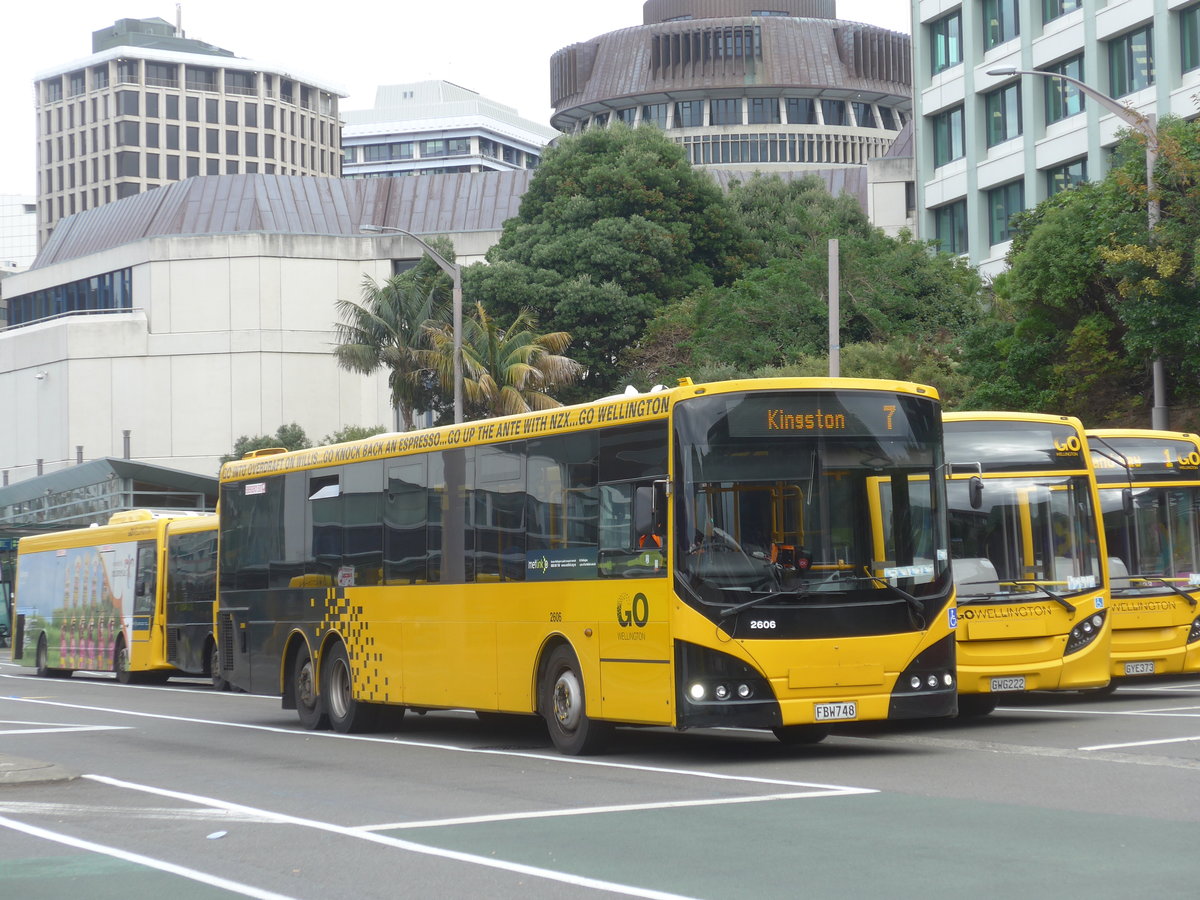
[332,274,448,431]
[429,303,583,419]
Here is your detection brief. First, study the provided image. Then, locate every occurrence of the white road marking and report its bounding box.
[361,789,869,832]
[0,719,130,736]
[1,695,875,793]
[1000,704,1200,718]
[83,773,703,900]
[0,814,298,900]
[1079,734,1200,751]
[0,800,280,822]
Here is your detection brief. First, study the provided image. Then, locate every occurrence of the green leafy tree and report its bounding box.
[428,303,583,419]
[220,423,310,466]
[320,425,388,445]
[466,125,755,399]
[624,174,984,390]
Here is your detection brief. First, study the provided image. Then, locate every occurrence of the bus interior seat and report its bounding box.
[1107,556,1130,581]
[953,557,1000,597]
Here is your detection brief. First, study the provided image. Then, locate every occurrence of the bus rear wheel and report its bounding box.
[540,645,610,755]
[322,642,377,734]
[36,636,72,678]
[209,642,229,692]
[772,725,831,746]
[293,643,328,730]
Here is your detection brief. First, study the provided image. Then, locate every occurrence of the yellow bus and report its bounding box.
[1087,429,1200,681]
[943,412,1111,714]
[217,377,958,753]
[15,510,220,685]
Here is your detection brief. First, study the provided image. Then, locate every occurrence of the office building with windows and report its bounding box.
[550,1,913,173]
[913,0,1198,277]
[0,197,38,277]
[33,17,344,247]
[341,81,557,179]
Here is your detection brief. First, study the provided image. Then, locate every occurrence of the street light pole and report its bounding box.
[986,67,1165,429]
[361,223,463,425]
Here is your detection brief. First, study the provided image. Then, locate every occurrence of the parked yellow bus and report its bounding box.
[217,378,958,753]
[1087,429,1200,681]
[15,510,220,685]
[943,413,1111,714]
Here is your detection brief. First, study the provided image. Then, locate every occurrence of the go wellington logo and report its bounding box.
[1054,434,1083,453]
[616,593,649,628]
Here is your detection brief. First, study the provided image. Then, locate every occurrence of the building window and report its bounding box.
[821,99,847,126]
[225,70,256,96]
[145,93,159,118]
[186,66,218,92]
[116,151,140,177]
[146,154,160,179]
[166,124,179,150]
[92,65,109,89]
[1182,6,1200,73]
[983,0,1019,49]
[146,122,159,148]
[785,98,816,124]
[932,106,965,167]
[187,156,200,177]
[1046,158,1088,195]
[851,102,876,128]
[1043,0,1082,23]
[710,98,742,125]
[226,101,239,125]
[674,100,704,128]
[117,59,139,85]
[447,138,471,155]
[748,98,780,124]
[117,121,140,146]
[934,200,968,254]
[206,128,219,153]
[878,106,897,129]
[186,96,199,122]
[1043,56,1085,124]
[1110,26,1155,96]
[591,112,609,128]
[985,83,1022,146]
[187,127,199,151]
[642,103,668,127]
[614,108,637,125]
[117,91,139,116]
[68,70,86,97]
[245,132,258,157]
[930,10,963,74]
[145,62,178,88]
[43,78,63,103]
[420,139,446,157]
[225,131,239,155]
[167,155,180,180]
[988,181,1025,245]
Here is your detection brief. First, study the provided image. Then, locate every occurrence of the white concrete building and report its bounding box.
[0,197,39,276]
[341,81,556,179]
[912,0,1200,278]
[0,172,531,486]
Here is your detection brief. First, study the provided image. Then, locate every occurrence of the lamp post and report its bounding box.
[360,223,463,425]
[986,67,1165,429]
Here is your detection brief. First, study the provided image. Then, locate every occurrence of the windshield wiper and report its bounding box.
[857,575,926,629]
[1005,580,1077,614]
[715,574,847,620]
[1121,575,1198,608]
[953,578,1004,603]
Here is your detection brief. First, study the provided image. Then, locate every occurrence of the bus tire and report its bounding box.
[293,643,328,731]
[209,642,229,692]
[957,695,998,717]
[772,725,830,746]
[36,636,71,678]
[322,641,376,734]
[540,645,611,755]
[113,639,134,685]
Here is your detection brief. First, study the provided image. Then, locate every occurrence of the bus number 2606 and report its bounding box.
[750,620,776,629]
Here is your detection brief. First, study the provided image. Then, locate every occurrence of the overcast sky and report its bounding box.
[0,2,913,197]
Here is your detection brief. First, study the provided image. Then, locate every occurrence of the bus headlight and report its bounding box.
[736,683,753,699]
[689,683,706,701]
[714,684,730,701]
[1187,616,1200,644]
[1065,608,1107,655]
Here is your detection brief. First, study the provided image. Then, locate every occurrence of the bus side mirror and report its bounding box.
[652,479,668,536]
[969,476,984,510]
[1122,487,1134,517]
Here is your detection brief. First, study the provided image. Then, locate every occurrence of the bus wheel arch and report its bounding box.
[538,640,611,756]
[35,634,71,678]
[286,633,328,731]
[205,636,229,692]
[113,637,133,684]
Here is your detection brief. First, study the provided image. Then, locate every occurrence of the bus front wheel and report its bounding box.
[772,725,830,746]
[322,642,377,734]
[293,644,329,730]
[113,639,133,684]
[540,645,610,755]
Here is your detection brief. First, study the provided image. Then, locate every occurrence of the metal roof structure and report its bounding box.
[33,172,535,269]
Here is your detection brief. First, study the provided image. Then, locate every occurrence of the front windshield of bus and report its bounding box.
[1100,485,1200,589]
[673,389,949,614]
[948,475,1102,599]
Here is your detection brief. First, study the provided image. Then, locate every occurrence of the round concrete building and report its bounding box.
[550,0,911,170]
